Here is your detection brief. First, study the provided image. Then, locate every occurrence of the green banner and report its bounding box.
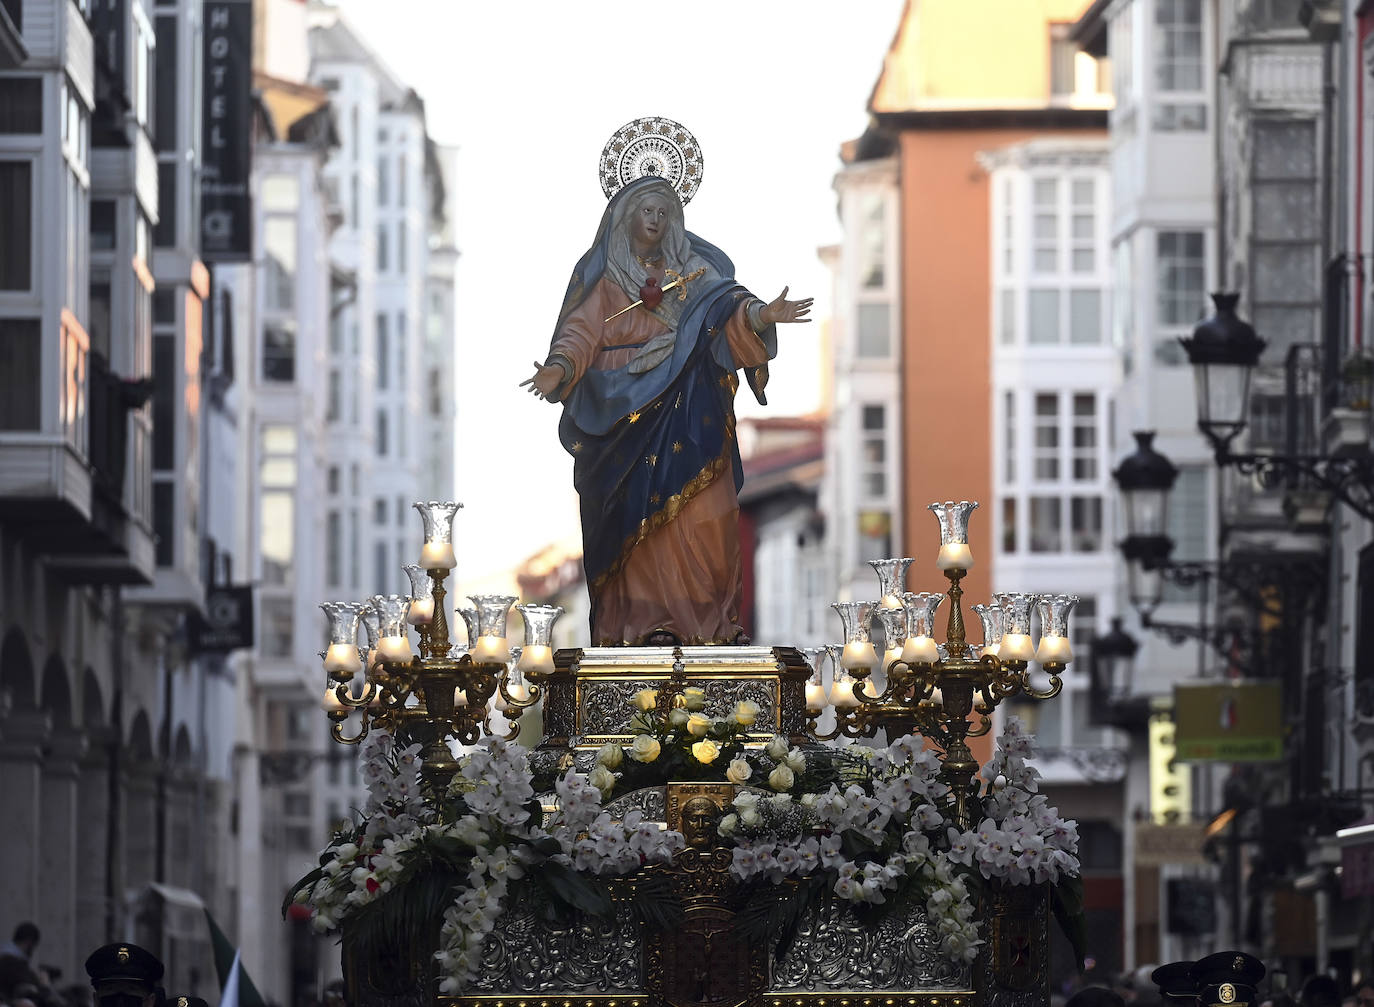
[1173,682,1283,762]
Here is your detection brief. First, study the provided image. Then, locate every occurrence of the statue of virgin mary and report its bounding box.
[523,119,811,646]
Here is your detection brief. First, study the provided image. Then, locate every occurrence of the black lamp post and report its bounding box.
[1113,430,1179,616]
[1179,291,1374,520]
[1087,617,1143,728]
[1179,293,1266,459]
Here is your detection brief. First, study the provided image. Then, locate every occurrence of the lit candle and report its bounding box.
[981,642,1001,659]
[805,682,827,712]
[1035,634,1073,665]
[936,543,974,571]
[323,643,362,674]
[1000,632,1034,663]
[321,687,346,713]
[471,634,510,666]
[420,542,456,571]
[902,635,939,665]
[406,597,435,625]
[830,676,860,708]
[453,687,468,707]
[377,634,412,664]
[879,594,904,610]
[506,681,530,703]
[882,647,904,672]
[929,686,944,707]
[840,640,878,670]
[516,644,554,677]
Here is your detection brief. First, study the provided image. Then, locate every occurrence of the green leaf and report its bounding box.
[623,871,684,932]
[540,861,615,918]
[1051,877,1088,973]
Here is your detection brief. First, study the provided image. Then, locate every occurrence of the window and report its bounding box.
[397,311,407,381]
[326,369,341,422]
[1070,179,1096,273]
[89,279,111,359]
[263,217,296,311]
[153,482,174,566]
[1030,497,1062,552]
[0,78,42,133]
[1071,496,1103,551]
[859,192,886,288]
[374,497,387,524]
[1071,595,1099,653]
[396,496,406,526]
[397,220,407,274]
[1004,391,1016,483]
[377,155,389,205]
[91,201,116,251]
[861,404,887,499]
[327,466,340,494]
[1156,230,1205,363]
[377,224,389,271]
[1034,394,1059,480]
[856,303,889,357]
[376,313,389,389]
[397,153,407,207]
[374,541,388,593]
[1163,465,1208,602]
[260,597,294,657]
[1153,0,1206,131]
[0,319,40,429]
[1072,394,1097,480]
[259,426,298,585]
[376,408,388,455]
[0,160,33,290]
[1029,290,1059,344]
[1002,498,1018,553]
[1033,179,1058,274]
[1,0,21,32]
[154,161,176,246]
[1251,120,1319,360]
[154,15,178,151]
[1050,23,1076,98]
[326,510,342,588]
[1021,175,1104,345]
[263,322,296,382]
[152,334,175,469]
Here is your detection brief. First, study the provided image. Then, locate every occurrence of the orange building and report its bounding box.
[862,0,1109,608]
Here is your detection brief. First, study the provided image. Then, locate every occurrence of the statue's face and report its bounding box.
[682,797,719,848]
[630,193,671,250]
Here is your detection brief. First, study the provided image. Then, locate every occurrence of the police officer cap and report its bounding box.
[171,996,208,1007]
[84,944,165,988]
[1152,961,1199,1000]
[1192,952,1265,1007]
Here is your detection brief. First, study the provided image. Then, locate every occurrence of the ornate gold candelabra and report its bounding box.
[318,502,562,793]
[806,501,1074,829]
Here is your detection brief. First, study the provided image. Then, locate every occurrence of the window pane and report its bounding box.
[263,323,296,382]
[1071,496,1103,552]
[261,174,300,212]
[1029,290,1060,344]
[1253,182,1316,240]
[1069,290,1101,344]
[263,425,297,454]
[0,78,42,133]
[261,597,294,656]
[1253,120,1316,179]
[153,334,175,469]
[377,312,390,388]
[1030,497,1063,552]
[153,480,174,566]
[856,303,890,357]
[154,161,176,246]
[1003,497,1017,553]
[862,404,884,430]
[1000,288,1015,345]
[91,200,116,251]
[263,217,297,311]
[260,492,294,584]
[0,160,33,290]
[154,15,177,150]
[0,318,41,429]
[859,193,886,288]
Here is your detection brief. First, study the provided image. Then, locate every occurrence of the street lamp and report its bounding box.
[1179,293,1266,459]
[1112,430,1178,615]
[1093,617,1141,700]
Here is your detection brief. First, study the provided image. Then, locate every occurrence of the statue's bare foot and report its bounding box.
[644,629,680,647]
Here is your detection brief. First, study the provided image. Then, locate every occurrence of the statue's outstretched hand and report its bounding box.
[761,287,814,325]
[520,361,563,401]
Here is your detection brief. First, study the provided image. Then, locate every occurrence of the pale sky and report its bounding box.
[335,0,906,588]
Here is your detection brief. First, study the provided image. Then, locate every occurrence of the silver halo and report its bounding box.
[599,116,703,205]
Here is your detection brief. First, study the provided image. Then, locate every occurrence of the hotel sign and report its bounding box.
[201,0,253,260]
[1173,682,1283,762]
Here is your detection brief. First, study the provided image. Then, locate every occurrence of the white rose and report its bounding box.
[718,813,739,836]
[681,686,707,711]
[732,700,760,727]
[669,708,690,728]
[596,743,624,769]
[588,765,617,796]
[686,712,712,737]
[768,764,795,792]
[733,791,759,812]
[336,842,359,862]
[726,758,752,784]
[632,688,659,711]
[765,735,790,760]
[740,807,762,827]
[630,735,661,762]
[784,749,806,773]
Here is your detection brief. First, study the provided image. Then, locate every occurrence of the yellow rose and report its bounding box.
[691,739,721,764]
[686,712,712,737]
[732,700,760,727]
[725,758,752,784]
[682,686,707,711]
[630,734,661,762]
[596,743,624,769]
[632,688,659,712]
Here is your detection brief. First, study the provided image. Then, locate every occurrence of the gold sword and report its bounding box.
[604,266,707,323]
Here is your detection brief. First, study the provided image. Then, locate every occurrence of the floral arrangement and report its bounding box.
[288,712,1084,994]
[587,687,815,797]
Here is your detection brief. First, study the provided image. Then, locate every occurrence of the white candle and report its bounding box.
[406,598,435,625]
[830,677,860,708]
[936,543,974,571]
[366,647,378,670]
[1000,632,1034,662]
[902,635,939,665]
[1035,634,1073,665]
[805,683,827,712]
[517,644,554,676]
[860,676,880,698]
[882,647,904,672]
[419,542,456,570]
[453,687,468,707]
[840,640,878,670]
[321,687,346,713]
[323,643,362,674]
[506,681,530,703]
[929,686,944,707]
[982,642,1001,659]
[377,635,412,664]
[367,684,385,708]
[471,635,510,666]
[880,594,904,610]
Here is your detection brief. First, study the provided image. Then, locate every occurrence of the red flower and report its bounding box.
[365,877,380,894]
